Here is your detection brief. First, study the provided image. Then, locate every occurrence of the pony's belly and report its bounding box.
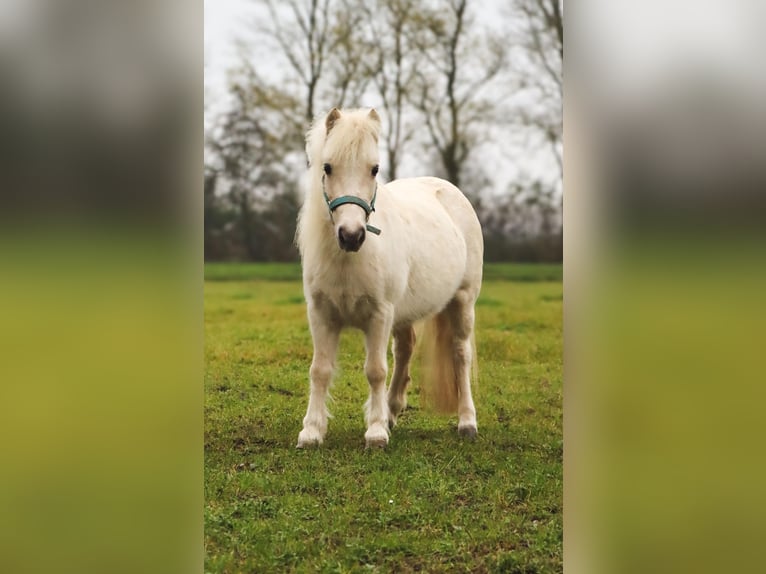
[394,255,467,325]
[398,225,467,319]
[394,277,461,324]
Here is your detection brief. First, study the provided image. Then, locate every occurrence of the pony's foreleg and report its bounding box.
[449,291,479,438]
[297,314,340,448]
[387,324,415,429]
[363,309,394,448]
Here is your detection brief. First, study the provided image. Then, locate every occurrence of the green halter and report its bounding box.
[322,176,382,235]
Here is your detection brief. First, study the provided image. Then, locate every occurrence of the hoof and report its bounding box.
[296,438,322,449]
[365,422,389,449]
[458,425,478,440]
[365,436,388,449]
[296,428,324,448]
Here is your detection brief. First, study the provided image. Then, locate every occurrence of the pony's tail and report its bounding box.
[421,312,460,413]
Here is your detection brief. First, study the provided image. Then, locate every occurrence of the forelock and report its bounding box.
[309,109,380,167]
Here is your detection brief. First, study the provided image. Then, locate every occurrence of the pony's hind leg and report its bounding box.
[387,324,415,429]
[297,312,340,448]
[447,289,479,438]
[363,308,394,448]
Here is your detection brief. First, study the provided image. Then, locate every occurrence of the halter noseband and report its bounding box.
[322,175,382,236]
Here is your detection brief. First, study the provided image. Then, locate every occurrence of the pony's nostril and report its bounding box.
[337,226,365,251]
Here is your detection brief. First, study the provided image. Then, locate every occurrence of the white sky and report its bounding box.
[204,0,258,121]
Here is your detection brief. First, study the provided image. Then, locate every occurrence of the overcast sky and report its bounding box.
[204,0,259,121]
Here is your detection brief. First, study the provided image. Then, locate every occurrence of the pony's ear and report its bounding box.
[368,109,382,142]
[325,108,341,133]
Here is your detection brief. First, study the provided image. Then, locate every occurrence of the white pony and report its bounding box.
[296,107,483,448]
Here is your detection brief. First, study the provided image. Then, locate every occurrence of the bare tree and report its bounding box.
[205,62,303,260]
[519,0,562,91]
[507,0,563,181]
[255,0,373,123]
[257,0,333,122]
[323,0,374,109]
[409,0,506,190]
[361,0,420,181]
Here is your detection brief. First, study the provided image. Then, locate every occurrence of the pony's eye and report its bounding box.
[371,165,379,177]
[323,163,332,176]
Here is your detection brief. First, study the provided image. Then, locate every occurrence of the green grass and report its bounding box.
[205,264,562,573]
[205,262,304,282]
[204,261,562,283]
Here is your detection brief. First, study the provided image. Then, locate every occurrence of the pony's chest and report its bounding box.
[309,288,379,328]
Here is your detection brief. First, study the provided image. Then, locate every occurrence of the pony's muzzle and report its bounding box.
[338,225,366,252]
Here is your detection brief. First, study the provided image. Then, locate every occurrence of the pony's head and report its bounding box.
[307,107,382,253]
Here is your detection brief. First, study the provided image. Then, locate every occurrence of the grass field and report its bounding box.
[204,263,562,573]
[204,261,563,283]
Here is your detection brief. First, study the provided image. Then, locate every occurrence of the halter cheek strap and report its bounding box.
[322,176,382,236]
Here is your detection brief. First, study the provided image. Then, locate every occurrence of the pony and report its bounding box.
[295,107,483,448]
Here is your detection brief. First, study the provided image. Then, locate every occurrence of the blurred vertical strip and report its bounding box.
[0,1,202,574]
[567,1,766,573]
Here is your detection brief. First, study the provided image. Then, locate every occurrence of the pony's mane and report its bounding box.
[297,109,382,258]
